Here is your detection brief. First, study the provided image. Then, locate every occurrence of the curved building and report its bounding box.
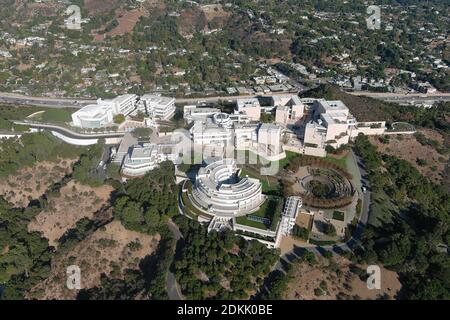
[190,159,265,217]
[212,112,233,129]
[71,104,114,128]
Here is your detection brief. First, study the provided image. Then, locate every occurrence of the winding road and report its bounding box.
[166,220,184,300]
[13,120,126,139]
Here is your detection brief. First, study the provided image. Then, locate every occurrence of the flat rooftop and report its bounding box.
[236,98,260,108]
[141,94,175,105]
[318,99,349,113]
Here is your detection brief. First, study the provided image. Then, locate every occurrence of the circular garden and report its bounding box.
[284,155,356,209]
[300,167,354,208]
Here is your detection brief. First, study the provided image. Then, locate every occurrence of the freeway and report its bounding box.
[349,91,450,98]
[174,90,301,104]
[0,92,92,109]
[0,91,302,109]
[1,91,450,110]
[349,91,450,105]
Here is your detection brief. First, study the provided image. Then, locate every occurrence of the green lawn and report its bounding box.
[0,118,29,132]
[236,150,299,172]
[0,105,77,123]
[332,211,345,221]
[308,239,336,246]
[235,201,271,230]
[0,105,40,120]
[38,109,77,123]
[235,216,269,230]
[180,181,210,218]
[250,200,272,218]
[235,196,283,231]
[323,154,349,169]
[279,150,300,169]
[239,167,280,194]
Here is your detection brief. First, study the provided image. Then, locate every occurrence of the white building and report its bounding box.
[234,123,283,158]
[188,111,250,148]
[234,124,259,150]
[280,196,302,236]
[121,143,179,177]
[184,105,221,124]
[258,123,282,156]
[273,95,305,125]
[0,50,12,58]
[137,94,176,120]
[112,133,138,165]
[187,108,283,160]
[71,95,138,129]
[72,94,178,129]
[235,98,261,121]
[71,103,115,128]
[184,105,250,125]
[191,159,265,217]
[191,120,233,147]
[112,94,138,116]
[111,132,181,177]
[303,99,386,149]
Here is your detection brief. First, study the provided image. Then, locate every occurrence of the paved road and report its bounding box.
[166,220,184,300]
[166,272,183,300]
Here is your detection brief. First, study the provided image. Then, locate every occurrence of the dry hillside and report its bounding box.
[369,129,449,184]
[28,180,114,247]
[285,255,401,300]
[0,159,77,207]
[27,220,160,300]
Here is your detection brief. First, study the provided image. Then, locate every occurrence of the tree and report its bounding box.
[72,141,105,187]
[131,127,152,139]
[113,161,178,235]
[172,215,279,300]
[0,198,52,298]
[323,222,337,236]
[292,225,310,240]
[113,114,125,124]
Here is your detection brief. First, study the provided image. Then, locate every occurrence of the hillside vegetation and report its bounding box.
[353,135,450,299]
